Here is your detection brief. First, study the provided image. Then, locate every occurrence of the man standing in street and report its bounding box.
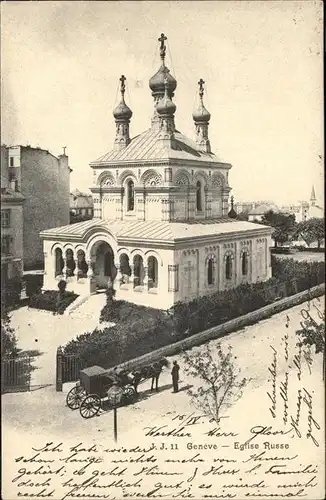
[171,360,180,393]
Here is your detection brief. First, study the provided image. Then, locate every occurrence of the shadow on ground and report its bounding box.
[61,381,194,420]
[30,384,53,391]
[20,349,43,357]
[90,383,194,419]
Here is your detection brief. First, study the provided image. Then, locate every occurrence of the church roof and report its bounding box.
[40,218,271,244]
[90,128,228,166]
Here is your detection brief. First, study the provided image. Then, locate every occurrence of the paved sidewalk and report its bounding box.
[9,293,109,388]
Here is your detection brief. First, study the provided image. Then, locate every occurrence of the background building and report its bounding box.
[1,145,24,284]
[3,145,71,269]
[301,186,323,220]
[236,187,323,224]
[280,201,310,223]
[248,202,279,222]
[70,189,93,223]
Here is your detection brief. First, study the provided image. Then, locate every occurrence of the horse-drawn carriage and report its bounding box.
[66,358,168,419]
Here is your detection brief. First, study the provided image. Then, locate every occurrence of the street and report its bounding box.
[2,295,325,499]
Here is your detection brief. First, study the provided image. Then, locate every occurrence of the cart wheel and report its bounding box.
[122,385,137,404]
[66,386,86,410]
[79,395,101,419]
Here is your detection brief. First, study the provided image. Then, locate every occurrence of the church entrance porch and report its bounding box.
[90,241,117,290]
[113,249,163,307]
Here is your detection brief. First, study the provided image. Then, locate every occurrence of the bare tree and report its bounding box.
[183,343,247,424]
[296,307,325,380]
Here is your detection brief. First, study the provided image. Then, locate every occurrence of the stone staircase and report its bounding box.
[67,293,107,321]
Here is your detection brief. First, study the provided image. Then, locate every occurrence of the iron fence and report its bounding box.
[56,347,85,391]
[1,356,31,393]
[62,354,85,383]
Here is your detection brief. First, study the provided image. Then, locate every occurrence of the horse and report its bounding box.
[111,369,134,388]
[131,358,169,393]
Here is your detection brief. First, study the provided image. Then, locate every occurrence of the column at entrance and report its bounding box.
[115,262,122,287]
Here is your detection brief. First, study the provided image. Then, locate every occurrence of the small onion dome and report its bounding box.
[113,99,132,120]
[192,102,211,123]
[228,207,237,219]
[149,66,177,97]
[156,93,176,116]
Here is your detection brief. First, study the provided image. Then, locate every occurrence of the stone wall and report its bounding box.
[174,233,272,303]
[43,230,272,309]
[92,165,231,222]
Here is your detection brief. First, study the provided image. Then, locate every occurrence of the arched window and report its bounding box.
[225,255,232,280]
[77,249,88,279]
[55,248,64,277]
[65,249,75,277]
[242,252,248,276]
[196,181,202,211]
[120,253,131,283]
[148,256,159,289]
[127,179,134,211]
[207,258,214,285]
[133,255,144,287]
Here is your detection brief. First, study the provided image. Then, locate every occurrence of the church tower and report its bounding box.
[149,33,177,130]
[113,75,132,150]
[192,78,211,153]
[90,33,232,222]
[310,185,316,207]
[156,78,177,147]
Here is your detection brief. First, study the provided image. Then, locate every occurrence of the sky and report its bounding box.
[1,0,324,205]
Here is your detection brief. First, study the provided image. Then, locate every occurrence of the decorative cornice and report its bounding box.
[90,187,124,194]
[173,227,272,248]
[117,226,272,249]
[117,237,176,250]
[90,158,232,170]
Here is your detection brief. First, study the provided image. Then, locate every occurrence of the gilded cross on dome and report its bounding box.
[119,75,126,97]
[198,78,205,100]
[158,33,167,63]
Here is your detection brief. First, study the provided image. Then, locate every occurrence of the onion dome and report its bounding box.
[192,78,211,122]
[113,100,132,120]
[228,196,237,219]
[192,102,211,122]
[228,207,237,219]
[149,66,177,97]
[149,33,177,97]
[156,79,176,116]
[113,75,132,120]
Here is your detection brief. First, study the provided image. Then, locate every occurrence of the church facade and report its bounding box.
[41,34,273,310]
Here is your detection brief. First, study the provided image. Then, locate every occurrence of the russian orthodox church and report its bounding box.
[41,34,273,309]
